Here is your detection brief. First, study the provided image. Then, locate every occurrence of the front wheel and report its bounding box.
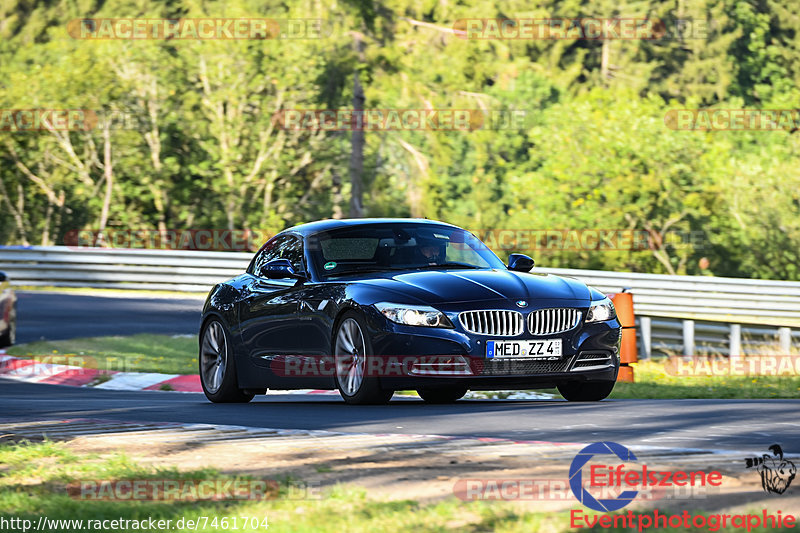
[199,319,254,403]
[557,380,615,402]
[417,387,467,403]
[334,311,393,405]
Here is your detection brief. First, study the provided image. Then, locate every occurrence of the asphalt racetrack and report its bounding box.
[15,290,204,343]
[1,379,798,452]
[6,291,800,453]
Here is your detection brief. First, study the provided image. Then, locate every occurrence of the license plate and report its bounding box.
[487,339,562,359]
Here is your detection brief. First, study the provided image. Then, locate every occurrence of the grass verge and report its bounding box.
[14,286,206,298]
[5,334,197,375]
[610,360,800,399]
[0,440,567,533]
[0,441,791,533]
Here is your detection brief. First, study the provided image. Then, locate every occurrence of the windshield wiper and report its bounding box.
[331,266,413,276]
[328,263,481,276]
[415,262,481,269]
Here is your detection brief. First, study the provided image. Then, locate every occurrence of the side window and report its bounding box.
[249,235,304,277]
[276,235,304,273]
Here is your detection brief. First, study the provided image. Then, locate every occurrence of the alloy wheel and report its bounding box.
[200,321,227,394]
[335,318,366,396]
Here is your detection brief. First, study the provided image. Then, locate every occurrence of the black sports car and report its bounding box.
[200,219,621,404]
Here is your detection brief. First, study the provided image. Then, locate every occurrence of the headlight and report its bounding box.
[586,298,616,323]
[374,302,452,327]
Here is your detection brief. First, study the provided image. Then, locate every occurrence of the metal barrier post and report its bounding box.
[729,324,741,359]
[683,320,695,357]
[639,316,652,360]
[778,327,792,353]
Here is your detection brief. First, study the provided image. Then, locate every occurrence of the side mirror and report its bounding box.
[507,253,534,272]
[0,271,6,282]
[258,259,305,280]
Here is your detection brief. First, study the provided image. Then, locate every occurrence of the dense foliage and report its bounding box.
[1,0,799,279]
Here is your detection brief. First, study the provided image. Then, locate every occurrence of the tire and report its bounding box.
[557,380,615,402]
[333,311,393,405]
[0,303,16,348]
[199,319,254,403]
[417,387,467,404]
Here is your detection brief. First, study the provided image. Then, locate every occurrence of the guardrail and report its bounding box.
[0,246,252,293]
[1,246,798,354]
[636,316,799,358]
[537,267,800,326]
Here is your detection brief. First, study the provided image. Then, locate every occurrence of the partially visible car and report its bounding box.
[0,271,17,347]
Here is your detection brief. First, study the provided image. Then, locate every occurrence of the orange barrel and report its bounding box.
[617,365,634,383]
[609,291,637,382]
[611,291,635,329]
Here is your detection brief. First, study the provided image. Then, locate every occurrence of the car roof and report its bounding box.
[283,218,460,237]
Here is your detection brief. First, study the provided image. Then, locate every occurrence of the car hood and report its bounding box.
[355,268,592,305]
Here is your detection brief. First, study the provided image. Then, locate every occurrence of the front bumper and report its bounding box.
[363,304,622,389]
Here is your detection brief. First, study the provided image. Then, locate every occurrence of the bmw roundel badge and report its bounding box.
[516,300,528,308]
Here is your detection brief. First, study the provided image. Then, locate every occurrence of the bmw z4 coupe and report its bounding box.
[200,219,621,404]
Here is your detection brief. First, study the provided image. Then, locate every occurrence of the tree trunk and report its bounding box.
[97,124,114,246]
[349,70,365,218]
[331,168,343,219]
[0,177,29,245]
[349,34,366,218]
[41,201,53,246]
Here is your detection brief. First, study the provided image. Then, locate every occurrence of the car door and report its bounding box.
[239,234,307,366]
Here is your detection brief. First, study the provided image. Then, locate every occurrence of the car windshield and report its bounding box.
[308,223,506,278]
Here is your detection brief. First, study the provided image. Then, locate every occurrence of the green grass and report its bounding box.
[6,334,197,375]
[610,360,800,399]
[15,286,206,298]
[1,441,792,533]
[0,440,566,533]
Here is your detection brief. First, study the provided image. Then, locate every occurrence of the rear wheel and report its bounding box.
[334,312,393,405]
[417,387,467,404]
[557,380,615,402]
[199,319,254,403]
[0,303,16,348]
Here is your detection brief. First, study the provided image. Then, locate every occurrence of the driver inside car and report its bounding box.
[416,237,446,265]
